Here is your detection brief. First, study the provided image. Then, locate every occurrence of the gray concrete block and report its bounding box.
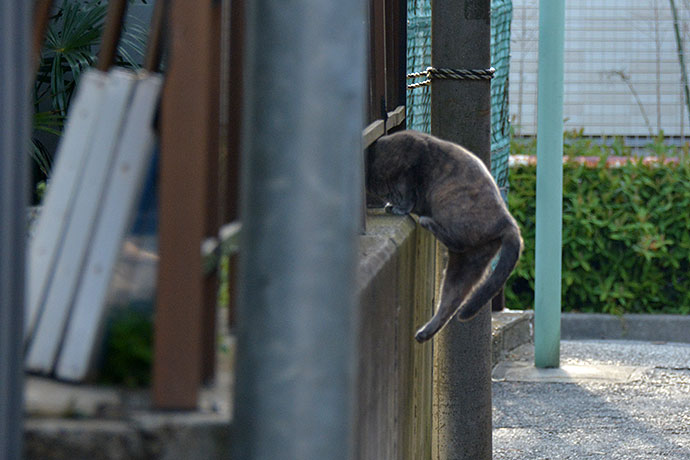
[491,310,534,365]
[24,415,230,460]
[25,419,145,460]
[562,313,690,343]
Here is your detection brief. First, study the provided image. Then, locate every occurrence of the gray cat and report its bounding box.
[366,130,523,342]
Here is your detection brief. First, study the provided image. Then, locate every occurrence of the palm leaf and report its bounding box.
[40,1,106,114]
[32,0,149,175]
[30,138,54,177]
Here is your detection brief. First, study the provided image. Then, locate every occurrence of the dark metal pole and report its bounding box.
[0,0,31,458]
[232,0,366,457]
[431,0,493,458]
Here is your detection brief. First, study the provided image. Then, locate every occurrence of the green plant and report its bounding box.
[32,0,147,178]
[99,304,153,387]
[506,147,690,315]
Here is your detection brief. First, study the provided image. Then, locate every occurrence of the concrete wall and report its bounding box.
[23,211,438,459]
[356,211,437,460]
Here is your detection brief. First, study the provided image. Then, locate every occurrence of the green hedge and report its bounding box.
[506,155,690,315]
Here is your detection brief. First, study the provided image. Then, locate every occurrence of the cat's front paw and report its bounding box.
[385,203,410,216]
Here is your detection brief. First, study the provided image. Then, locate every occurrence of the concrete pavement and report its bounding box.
[493,339,690,459]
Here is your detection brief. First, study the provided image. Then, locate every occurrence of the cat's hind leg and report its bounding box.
[418,216,464,252]
[414,247,495,342]
[455,228,521,321]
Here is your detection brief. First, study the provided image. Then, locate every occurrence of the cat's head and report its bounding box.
[366,131,421,210]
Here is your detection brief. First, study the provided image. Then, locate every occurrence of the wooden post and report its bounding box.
[153,0,216,410]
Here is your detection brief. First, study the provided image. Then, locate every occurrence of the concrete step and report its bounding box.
[491,310,534,366]
[23,310,534,459]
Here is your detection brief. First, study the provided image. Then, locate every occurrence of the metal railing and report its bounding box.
[153,0,410,409]
[1,1,31,458]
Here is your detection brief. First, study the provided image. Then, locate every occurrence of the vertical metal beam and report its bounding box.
[385,0,407,112]
[223,0,244,224]
[0,0,30,457]
[223,0,245,329]
[534,0,565,369]
[153,0,214,409]
[369,0,388,123]
[431,0,492,458]
[232,0,367,456]
[33,0,54,67]
[201,0,222,384]
[221,0,245,328]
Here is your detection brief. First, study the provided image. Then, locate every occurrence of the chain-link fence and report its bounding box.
[511,0,690,148]
[407,0,513,194]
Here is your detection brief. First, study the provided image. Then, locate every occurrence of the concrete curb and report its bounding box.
[562,312,690,343]
[491,310,534,365]
[25,414,230,460]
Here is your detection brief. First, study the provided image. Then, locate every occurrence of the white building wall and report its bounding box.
[511,0,690,138]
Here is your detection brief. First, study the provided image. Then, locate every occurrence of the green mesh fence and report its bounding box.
[406,0,513,195]
[406,0,432,133]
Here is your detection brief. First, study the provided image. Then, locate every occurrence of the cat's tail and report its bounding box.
[413,221,522,343]
[414,249,483,343]
[455,224,523,322]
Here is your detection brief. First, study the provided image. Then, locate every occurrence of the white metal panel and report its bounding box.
[511,0,690,137]
[56,73,162,381]
[26,69,137,374]
[26,70,107,342]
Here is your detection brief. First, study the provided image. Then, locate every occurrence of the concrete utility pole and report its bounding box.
[0,0,31,458]
[231,0,367,458]
[431,0,493,459]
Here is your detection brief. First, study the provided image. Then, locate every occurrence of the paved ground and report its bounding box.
[492,340,690,460]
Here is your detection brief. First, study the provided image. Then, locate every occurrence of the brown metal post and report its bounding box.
[153,0,215,410]
[369,0,387,123]
[96,0,128,72]
[222,0,245,329]
[385,0,406,112]
[200,0,222,385]
[32,0,53,67]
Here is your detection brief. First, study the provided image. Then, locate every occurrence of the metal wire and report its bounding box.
[406,0,513,190]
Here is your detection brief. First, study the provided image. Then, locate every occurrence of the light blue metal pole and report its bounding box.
[0,0,31,457]
[535,0,565,368]
[232,0,366,457]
